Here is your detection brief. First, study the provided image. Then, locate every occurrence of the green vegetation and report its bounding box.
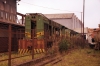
[58,39,69,53]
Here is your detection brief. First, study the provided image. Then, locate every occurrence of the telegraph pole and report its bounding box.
[81,12,82,35]
[83,0,85,38]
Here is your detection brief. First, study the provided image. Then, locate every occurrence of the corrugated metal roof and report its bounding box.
[44,13,74,19]
[88,28,100,32]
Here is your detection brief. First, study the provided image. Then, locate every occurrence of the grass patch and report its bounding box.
[0,53,45,66]
[46,48,100,66]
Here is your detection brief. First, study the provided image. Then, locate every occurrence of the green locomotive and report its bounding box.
[19,13,68,54]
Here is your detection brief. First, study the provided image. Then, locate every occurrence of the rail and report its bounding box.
[16,55,49,66]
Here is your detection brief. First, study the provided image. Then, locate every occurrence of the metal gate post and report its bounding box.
[20,29,21,39]
[32,29,34,59]
[8,24,11,66]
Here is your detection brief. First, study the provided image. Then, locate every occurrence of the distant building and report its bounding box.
[44,13,83,30]
[0,0,17,23]
[87,25,100,49]
[0,0,25,53]
[74,27,88,39]
[87,28,100,38]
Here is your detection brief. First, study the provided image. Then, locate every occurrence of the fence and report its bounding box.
[0,24,34,66]
[0,23,61,66]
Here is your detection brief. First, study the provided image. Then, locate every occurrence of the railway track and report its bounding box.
[0,54,31,62]
[34,55,62,66]
[16,53,62,66]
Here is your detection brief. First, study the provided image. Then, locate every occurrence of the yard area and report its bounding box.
[0,53,45,66]
[46,48,100,66]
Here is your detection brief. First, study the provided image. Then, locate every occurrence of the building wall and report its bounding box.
[51,16,82,30]
[72,15,82,30]
[0,28,8,37]
[0,0,16,23]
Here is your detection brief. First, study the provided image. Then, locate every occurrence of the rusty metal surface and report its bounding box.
[0,37,18,53]
[0,37,8,52]
[16,54,57,66]
[0,0,16,14]
[14,51,46,66]
[17,12,26,25]
[32,29,34,59]
[0,16,60,66]
[0,23,25,66]
[8,24,11,66]
[0,10,25,26]
[17,12,26,17]
[0,23,25,53]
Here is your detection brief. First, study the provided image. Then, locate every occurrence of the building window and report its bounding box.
[0,11,3,19]
[7,13,9,21]
[9,15,11,20]
[9,14,12,21]
[12,15,13,22]
[13,15,16,22]
[5,12,7,19]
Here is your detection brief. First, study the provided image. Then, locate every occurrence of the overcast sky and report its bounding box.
[17,0,100,28]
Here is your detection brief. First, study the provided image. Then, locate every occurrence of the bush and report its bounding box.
[58,39,69,53]
[70,35,88,49]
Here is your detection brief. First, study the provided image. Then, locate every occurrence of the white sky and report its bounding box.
[17,0,100,28]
